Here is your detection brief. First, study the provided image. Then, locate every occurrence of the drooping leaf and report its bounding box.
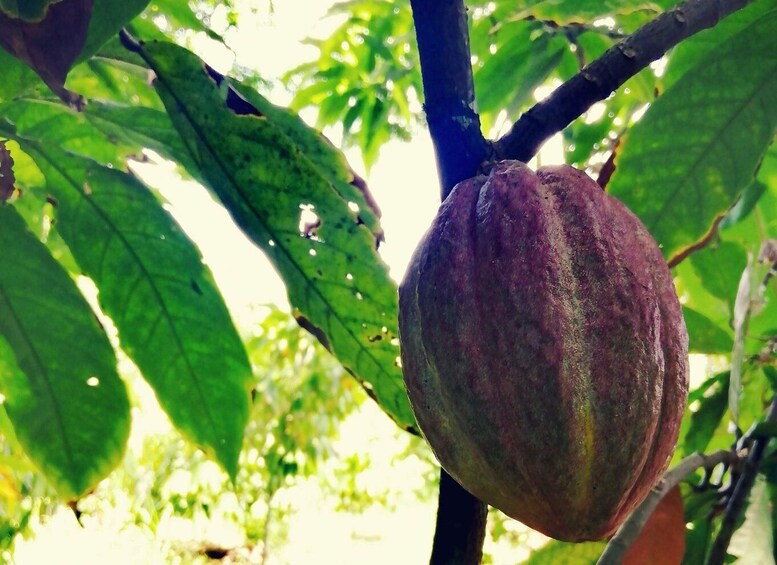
[608,13,777,261]
[137,41,416,432]
[622,486,685,565]
[83,101,197,174]
[0,139,14,201]
[0,98,132,167]
[0,0,93,103]
[226,81,384,241]
[13,140,252,479]
[0,205,130,498]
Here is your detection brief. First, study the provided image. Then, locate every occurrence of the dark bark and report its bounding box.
[409,0,490,199]
[430,470,488,565]
[408,2,490,563]
[494,0,755,163]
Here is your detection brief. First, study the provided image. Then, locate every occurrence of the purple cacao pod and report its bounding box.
[398,161,689,541]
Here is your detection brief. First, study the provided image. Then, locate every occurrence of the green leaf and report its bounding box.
[663,0,777,89]
[608,13,777,260]
[0,98,131,167]
[522,540,606,564]
[689,241,748,304]
[473,22,566,131]
[0,205,130,498]
[83,101,197,174]
[720,180,768,230]
[79,0,150,61]
[728,476,775,564]
[14,141,252,479]
[226,82,384,240]
[138,41,416,432]
[0,48,43,101]
[682,372,729,456]
[682,306,733,354]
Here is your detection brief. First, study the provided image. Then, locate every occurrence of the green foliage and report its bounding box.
[0,206,130,498]
[608,11,777,261]
[0,0,775,562]
[137,41,415,432]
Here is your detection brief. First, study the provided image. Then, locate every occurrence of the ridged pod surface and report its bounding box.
[398,161,688,541]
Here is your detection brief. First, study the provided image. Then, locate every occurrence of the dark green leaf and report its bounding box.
[139,41,416,432]
[0,205,130,498]
[608,13,777,260]
[15,141,252,479]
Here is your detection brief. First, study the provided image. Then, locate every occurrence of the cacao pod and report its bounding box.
[398,161,688,542]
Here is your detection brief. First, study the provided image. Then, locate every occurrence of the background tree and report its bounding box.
[0,0,775,563]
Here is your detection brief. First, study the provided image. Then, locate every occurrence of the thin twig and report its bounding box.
[598,450,738,565]
[494,0,754,163]
[707,395,777,564]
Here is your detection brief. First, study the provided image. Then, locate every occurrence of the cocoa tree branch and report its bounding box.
[494,0,755,163]
[598,449,738,565]
[707,397,777,565]
[408,1,489,562]
[430,470,489,565]
[409,0,490,198]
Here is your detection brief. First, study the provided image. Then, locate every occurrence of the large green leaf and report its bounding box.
[0,205,130,498]
[10,139,252,478]
[663,0,777,89]
[608,12,777,260]
[227,83,383,240]
[137,41,416,432]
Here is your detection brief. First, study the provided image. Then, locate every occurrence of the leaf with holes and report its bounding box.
[12,139,252,479]
[608,13,777,261]
[0,205,130,498]
[137,41,416,432]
